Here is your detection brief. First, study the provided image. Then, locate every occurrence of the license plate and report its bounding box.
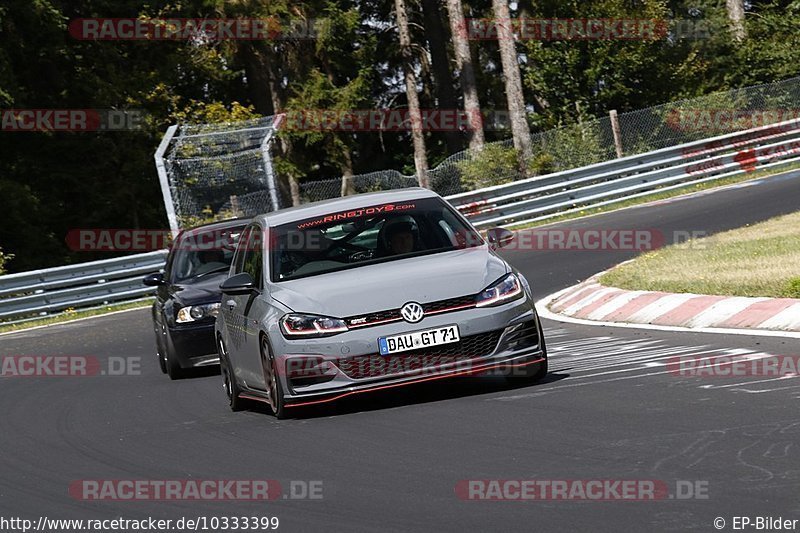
[378,325,460,356]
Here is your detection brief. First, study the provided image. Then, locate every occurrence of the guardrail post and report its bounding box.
[610,109,624,158]
[155,125,180,235]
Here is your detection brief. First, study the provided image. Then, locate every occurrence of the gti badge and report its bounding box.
[400,302,424,323]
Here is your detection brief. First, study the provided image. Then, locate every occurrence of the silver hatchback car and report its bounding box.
[215,188,547,418]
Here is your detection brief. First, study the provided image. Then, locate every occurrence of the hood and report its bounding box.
[269,246,508,317]
[170,273,229,306]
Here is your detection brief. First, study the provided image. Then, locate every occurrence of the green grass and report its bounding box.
[601,211,800,298]
[0,299,154,334]
[512,162,800,229]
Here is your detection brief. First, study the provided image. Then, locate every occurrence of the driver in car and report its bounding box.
[386,221,416,255]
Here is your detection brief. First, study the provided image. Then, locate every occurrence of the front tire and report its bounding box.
[521,357,548,381]
[153,317,167,374]
[165,342,185,380]
[261,337,287,419]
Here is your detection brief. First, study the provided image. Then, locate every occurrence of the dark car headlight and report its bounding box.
[176,303,220,323]
[475,273,524,308]
[280,313,349,338]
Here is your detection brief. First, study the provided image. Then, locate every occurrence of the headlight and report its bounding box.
[475,273,524,307]
[176,303,220,323]
[280,313,348,338]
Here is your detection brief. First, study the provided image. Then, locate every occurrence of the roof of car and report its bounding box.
[258,188,441,227]
[178,217,250,239]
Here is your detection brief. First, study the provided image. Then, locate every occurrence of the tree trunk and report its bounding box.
[340,148,357,196]
[421,0,462,154]
[445,0,485,152]
[240,43,275,116]
[262,44,302,206]
[492,0,533,174]
[726,0,746,42]
[395,0,430,188]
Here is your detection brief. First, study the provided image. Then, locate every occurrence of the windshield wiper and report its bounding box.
[194,266,231,278]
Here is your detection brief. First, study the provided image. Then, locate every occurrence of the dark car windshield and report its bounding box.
[270,197,483,282]
[169,226,244,283]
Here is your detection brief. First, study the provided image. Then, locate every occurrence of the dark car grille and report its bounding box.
[423,294,476,313]
[335,329,503,380]
[345,294,477,329]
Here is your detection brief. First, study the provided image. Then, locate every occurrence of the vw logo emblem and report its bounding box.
[400,302,424,323]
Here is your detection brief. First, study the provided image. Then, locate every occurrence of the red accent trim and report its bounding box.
[239,393,270,404]
[426,303,476,315]
[285,357,545,408]
[348,302,477,329]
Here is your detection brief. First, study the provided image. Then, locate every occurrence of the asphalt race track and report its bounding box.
[2,171,800,532]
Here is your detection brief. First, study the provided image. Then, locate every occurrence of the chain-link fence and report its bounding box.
[159,116,279,229]
[300,75,800,201]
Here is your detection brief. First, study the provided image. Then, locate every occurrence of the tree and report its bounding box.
[0,248,10,274]
[726,0,747,41]
[278,2,379,197]
[421,0,462,154]
[395,0,430,188]
[491,0,533,171]
[445,0,486,151]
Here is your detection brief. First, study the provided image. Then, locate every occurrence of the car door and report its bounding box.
[221,226,251,379]
[223,225,267,389]
[236,224,272,391]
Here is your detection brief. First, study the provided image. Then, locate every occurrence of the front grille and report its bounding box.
[423,294,476,313]
[345,294,477,328]
[335,329,503,380]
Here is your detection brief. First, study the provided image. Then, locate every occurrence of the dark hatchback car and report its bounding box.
[143,219,247,379]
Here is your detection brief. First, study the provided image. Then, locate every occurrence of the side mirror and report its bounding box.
[220,272,257,295]
[143,272,165,286]
[486,227,514,249]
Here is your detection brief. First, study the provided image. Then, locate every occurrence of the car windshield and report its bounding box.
[270,197,483,282]
[169,227,243,283]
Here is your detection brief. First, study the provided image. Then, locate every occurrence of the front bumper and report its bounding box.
[168,321,220,368]
[271,297,546,407]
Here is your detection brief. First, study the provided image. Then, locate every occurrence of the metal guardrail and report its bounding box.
[3,117,800,323]
[0,251,167,323]
[446,117,800,228]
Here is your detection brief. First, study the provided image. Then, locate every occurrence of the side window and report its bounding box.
[231,227,251,275]
[242,226,264,289]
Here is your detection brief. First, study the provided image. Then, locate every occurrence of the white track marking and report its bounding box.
[757,303,800,330]
[585,291,647,320]
[625,293,698,323]
[537,292,800,339]
[685,297,768,328]
[561,287,617,316]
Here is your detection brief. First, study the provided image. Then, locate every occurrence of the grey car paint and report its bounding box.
[214,188,547,416]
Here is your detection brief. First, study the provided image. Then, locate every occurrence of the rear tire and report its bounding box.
[261,337,287,419]
[219,339,244,412]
